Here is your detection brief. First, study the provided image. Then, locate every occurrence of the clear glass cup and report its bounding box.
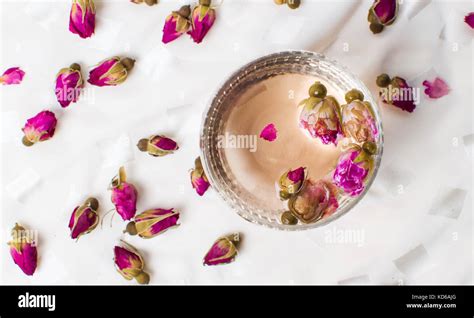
[200,51,384,230]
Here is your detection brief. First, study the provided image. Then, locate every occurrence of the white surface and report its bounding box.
[0,0,472,285]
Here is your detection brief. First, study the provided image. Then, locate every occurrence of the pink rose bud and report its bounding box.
[190,157,210,196]
[69,197,99,240]
[368,0,398,34]
[21,110,57,147]
[69,0,96,39]
[88,57,135,87]
[188,0,216,43]
[278,166,307,200]
[376,73,416,113]
[299,82,342,145]
[137,135,179,157]
[0,67,25,85]
[8,223,38,276]
[333,142,376,196]
[465,12,474,29]
[124,208,179,239]
[422,77,450,99]
[55,63,84,108]
[203,233,239,266]
[114,241,150,284]
[162,5,191,44]
[131,0,158,5]
[288,179,339,223]
[109,166,138,221]
[341,89,378,143]
[260,123,278,142]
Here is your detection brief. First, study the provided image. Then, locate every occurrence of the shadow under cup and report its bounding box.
[200,51,384,231]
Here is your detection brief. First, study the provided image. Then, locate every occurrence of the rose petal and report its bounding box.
[422,77,450,99]
[260,123,277,142]
[0,67,25,85]
[465,12,474,29]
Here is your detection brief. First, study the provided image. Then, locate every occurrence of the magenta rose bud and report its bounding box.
[203,233,239,266]
[21,110,57,147]
[8,223,38,276]
[55,63,84,108]
[422,77,450,99]
[109,167,138,221]
[341,89,378,143]
[299,94,342,146]
[188,0,216,43]
[162,5,191,44]
[190,157,210,196]
[278,166,307,200]
[376,74,417,113]
[333,142,376,196]
[88,56,135,87]
[69,0,96,39]
[114,241,150,284]
[124,208,179,239]
[368,0,398,34]
[137,135,179,157]
[0,67,25,85]
[69,197,99,240]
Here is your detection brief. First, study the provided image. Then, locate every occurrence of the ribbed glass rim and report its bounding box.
[200,50,384,231]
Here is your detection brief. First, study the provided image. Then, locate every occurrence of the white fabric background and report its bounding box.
[0,0,472,285]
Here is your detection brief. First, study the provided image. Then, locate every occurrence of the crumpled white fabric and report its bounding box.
[0,0,472,284]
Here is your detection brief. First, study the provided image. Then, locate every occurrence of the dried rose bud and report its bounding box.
[109,166,138,221]
[376,74,416,113]
[137,135,179,157]
[131,0,158,5]
[69,0,95,39]
[188,0,216,44]
[162,5,191,44]
[69,197,99,240]
[422,77,450,99]
[125,208,179,239]
[260,123,278,142]
[21,110,57,147]
[190,157,210,196]
[278,167,306,200]
[367,0,398,34]
[288,179,339,223]
[333,142,376,196]
[55,63,83,108]
[299,82,342,145]
[203,233,239,266]
[465,12,474,29]
[88,56,135,87]
[0,67,25,85]
[341,89,378,143]
[114,241,150,284]
[8,223,37,276]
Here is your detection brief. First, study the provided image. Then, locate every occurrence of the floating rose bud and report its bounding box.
[376,73,416,113]
[190,157,210,196]
[8,223,37,276]
[109,166,138,221]
[162,5,191,44]
[21,110,57,147]
[333,142,376,196]
[124,208,179,239]
[69,197,99,240]
[367,0,398,34]
[465,12,474,29]
[131,0,158,5]
[299,94,343,145]
[137,135,179,157]
[203,233,239,266]
[69,0,95,39]
[55,63,84,108]
[260,123,277,142]
[422,77,450,99]
[278,167,306,200]
[114,241,150,284]
[288,179,339,223]
[0,67,25,85]
[341,89,378,143]
[88,57,135,87]
[188,0,216,43]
